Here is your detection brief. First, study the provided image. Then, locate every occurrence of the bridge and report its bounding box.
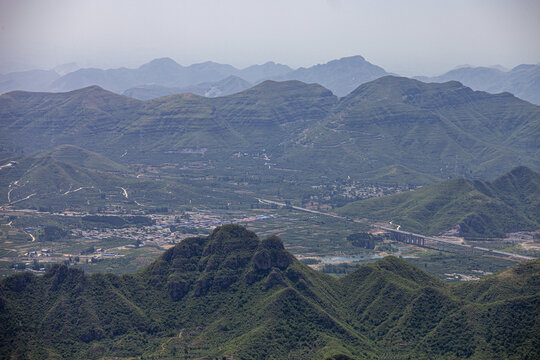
[375,225,535,261]
[256,197,535,262]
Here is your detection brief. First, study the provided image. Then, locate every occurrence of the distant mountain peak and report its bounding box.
[139,57,182,71]
[145,57,179,66]
[282,55,388,96]
[81,84,105,91]
[306,55,368,69]
[345,75,466,99]
[71,84,127,97]
[334,55,366,62]
[247,79,332,94]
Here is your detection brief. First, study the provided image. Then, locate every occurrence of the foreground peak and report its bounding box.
[204,224,260,255]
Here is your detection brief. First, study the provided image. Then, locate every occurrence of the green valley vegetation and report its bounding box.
[339,166,540,238]
[0,225,538,359]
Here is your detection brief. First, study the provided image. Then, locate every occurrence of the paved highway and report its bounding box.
[257,198,345,218]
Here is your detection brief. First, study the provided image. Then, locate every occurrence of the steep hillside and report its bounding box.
[0,81,337,162]
[1,225,538,359]
[338,166,540,238]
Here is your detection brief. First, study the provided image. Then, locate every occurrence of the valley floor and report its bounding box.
[1,204,536,281]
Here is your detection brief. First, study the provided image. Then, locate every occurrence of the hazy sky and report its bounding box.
[1,0,539,75]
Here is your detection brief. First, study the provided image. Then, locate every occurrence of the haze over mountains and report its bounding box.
[0,69,60,94]
[1,55,538,105]
[2,55,387,98]
[416,63,540,105]
[123,75,253,100]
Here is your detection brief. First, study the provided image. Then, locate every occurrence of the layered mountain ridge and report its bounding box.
[3,57,538,107]
[1,76,539,183]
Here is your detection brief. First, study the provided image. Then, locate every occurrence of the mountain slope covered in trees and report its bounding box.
[0,225,538,359]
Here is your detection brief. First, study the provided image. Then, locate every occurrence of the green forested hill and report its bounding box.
[1,76,539,184]
[1,225,538,359]
[338,166,540,238]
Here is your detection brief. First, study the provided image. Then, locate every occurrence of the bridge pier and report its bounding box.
[376,225,532,261]
[390,231,426,248]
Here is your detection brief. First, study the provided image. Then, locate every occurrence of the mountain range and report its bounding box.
[1,225,538,359]
[1,56,389,98]
[417,64,540,105]
[1,76,539,184]
[338,166,540,238]
[2,57,539,107]
[39,55,389,97]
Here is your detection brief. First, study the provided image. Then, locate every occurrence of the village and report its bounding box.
[0,206,280,275]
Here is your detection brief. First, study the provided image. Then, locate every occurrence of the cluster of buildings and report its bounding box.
[74,210,275,254]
